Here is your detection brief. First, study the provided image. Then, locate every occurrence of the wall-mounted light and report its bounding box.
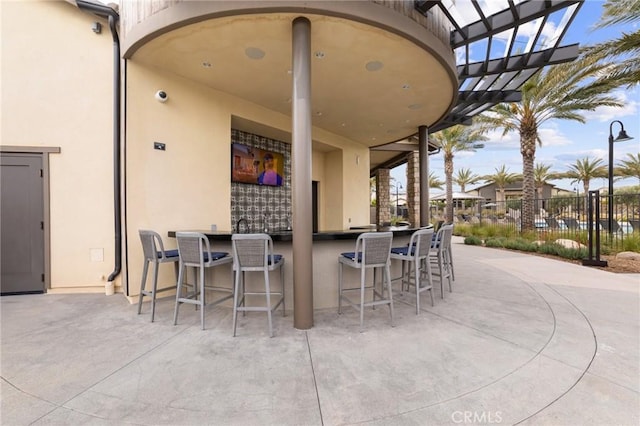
[91,22,102,34]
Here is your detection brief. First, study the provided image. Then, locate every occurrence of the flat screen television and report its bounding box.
[231,143,284,186]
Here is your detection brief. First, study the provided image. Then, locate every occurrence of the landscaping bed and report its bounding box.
[455,223,640,274]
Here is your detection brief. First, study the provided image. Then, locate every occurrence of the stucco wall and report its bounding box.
[125,61,371,296]
[1,1,374,296]
[1,1,115,292]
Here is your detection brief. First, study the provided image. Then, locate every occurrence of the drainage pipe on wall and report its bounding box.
[76,1,122,288]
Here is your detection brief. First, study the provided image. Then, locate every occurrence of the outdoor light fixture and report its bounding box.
[155,90,168,103]
[607,120,633,234]
[396,183,402,218]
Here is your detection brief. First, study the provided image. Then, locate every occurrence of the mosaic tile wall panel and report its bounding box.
[231,129,292,232]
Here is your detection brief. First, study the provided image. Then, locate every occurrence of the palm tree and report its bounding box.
[369,177,376,205]
[482,165,520,204]
[617,153,640,183]
[562,157,608,195]
[533,163,560,204]
[454,168,481,193]
[476,54,622,231]
[428,172,444,190]
[590,0,640,88]
[430,126,486,222]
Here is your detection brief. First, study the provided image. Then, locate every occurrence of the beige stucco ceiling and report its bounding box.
[131,12,455,149]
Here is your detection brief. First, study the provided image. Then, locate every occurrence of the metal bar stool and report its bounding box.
[137,230,180,322]
[429,224,454,298]
[390,227,435,314]
[173,232,233,330]
[338,232,394,332]
[231,233,285,337]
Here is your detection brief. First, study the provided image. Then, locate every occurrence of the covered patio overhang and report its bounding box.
[77,0,583,331]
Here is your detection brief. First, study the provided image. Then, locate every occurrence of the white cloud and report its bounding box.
[538,125,573,147]
[455,150,477,159]
[582,90,639,122]
[481,129,520,150]
[553,148,608,169]
[615,144,640,160]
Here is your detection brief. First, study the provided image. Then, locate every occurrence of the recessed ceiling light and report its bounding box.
[202,61,212,68]
[316,111,323,116]
[341,123,346,127]
[314,51,325,59]
[408,104,423,110]
[365,61,383,71]
[245,47,265,60]
[287,69,292,74]
[372,137,377,141]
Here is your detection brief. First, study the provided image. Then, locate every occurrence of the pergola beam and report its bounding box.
[458,44,580,79]
[449,0,582,48]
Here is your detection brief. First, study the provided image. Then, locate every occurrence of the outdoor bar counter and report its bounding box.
[168,226,419,310]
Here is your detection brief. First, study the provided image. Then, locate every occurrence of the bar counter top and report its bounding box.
[168,225,425,242]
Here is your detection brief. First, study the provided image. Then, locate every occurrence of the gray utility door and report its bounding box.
[1,153,45,294]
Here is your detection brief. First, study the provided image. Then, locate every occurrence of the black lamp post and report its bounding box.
[607,120,633,234]
[396,183,402,217]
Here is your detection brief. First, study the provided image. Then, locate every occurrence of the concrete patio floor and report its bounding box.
[2,238,639,425]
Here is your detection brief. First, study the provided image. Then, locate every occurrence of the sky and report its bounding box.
[391,0,640,196]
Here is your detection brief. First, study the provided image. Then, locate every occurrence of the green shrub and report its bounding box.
[503,238,538,252]
[485,237,506,248]
[454,223,473,237]
[454,222,635,256]
[464,235,483,245]
[536,243,563,256]
[536,243,588,260]
[484,225,501,238]
[598,242,613,255]
[622,234,640,252]
[555,246,588,260]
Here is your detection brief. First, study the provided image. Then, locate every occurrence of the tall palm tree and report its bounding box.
[454,168,481,193]
[431,126,486,222]
[476,54,622,231]
[428,172,444,190]
[617,153,640,183]
[482,165,520,204]
[563,157,608,195]
[369,177,376,205]
[590,0,640,88]
[533,163,559,201]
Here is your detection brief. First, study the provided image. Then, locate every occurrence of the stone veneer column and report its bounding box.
[406,151,420,227]
[376,169,391,226]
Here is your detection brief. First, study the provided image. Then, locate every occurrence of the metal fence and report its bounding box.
[447,192,640,253]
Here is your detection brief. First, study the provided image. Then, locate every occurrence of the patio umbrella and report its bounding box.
[430,192,484,201]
